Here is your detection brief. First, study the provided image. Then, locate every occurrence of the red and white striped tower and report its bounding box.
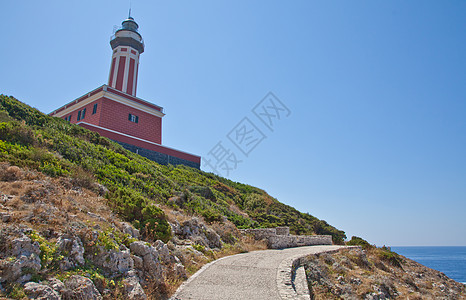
[108,13,144,96]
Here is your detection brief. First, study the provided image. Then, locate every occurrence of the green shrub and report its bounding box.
[201,209,223,223]
[377,247,403,268]
[0,121,36,146]
[8,283,26,299]
[27,230,62,268]
[107,188,172,242]
[347,236,373,250]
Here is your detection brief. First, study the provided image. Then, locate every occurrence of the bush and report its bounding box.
[377,247,403,268]
[107,188,172,242]
[201,209,223,223]
[347,236,373,250]
[0,121,36,146]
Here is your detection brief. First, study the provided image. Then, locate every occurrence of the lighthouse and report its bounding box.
[49,13,201,169]
[108,14,144,96]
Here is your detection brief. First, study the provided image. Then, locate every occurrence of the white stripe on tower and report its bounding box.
[122,51,130,93]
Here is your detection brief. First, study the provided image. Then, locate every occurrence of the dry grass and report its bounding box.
[163,206,193,224]
[0,172,115,236]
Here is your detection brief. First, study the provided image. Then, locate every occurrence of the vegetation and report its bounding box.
[347,235,373,250]
[0,94,346,243]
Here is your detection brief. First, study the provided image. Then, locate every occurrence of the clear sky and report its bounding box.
[1,1,465,246]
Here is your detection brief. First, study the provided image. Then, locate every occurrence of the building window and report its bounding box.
[128,113,139,123]
[92,103,98,114]
[77,108,86,121]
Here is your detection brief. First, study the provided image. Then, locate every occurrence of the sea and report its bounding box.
[391,246,466,285]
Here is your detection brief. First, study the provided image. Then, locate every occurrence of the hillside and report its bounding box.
[0,94,345,299]
[303,245,465,299]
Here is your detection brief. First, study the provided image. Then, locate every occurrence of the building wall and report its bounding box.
[78,123,201,165]
[116,141,200,169]
[60,99,103,126]
[99,98,162,144]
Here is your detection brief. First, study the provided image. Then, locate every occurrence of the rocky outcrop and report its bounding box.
[122,275,147,300]
[130,241,164,281]
[171,217,223,249]
[302,247,466,299]
[0,235,41,283]
[63,275,102,300]
[120,222,140,239]
[94,245,134,274]
[57,234,85,270]
[24,282,60,300]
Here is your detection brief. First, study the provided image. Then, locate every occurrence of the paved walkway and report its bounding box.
[171,245,347,300]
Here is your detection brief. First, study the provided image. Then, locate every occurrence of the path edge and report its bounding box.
[276,246,360,299]
[170,254,238,300]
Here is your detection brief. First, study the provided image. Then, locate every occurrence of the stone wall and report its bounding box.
[115,141,201,169]
[275,226,290,236]
[240,228,277,240]
[267,235,332,249]
[240,227,332,249]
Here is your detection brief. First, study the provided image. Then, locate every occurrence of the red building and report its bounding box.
[50,15,200,169]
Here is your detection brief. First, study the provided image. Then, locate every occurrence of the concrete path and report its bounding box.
[171,245,348,300]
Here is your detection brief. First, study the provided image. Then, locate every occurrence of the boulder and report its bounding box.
[64,275,102,300]
[129,242,163,280]
[0,236,41,283]
[47,277,65,294]
[154,240,172,264]
[205,228,222,249]
[57,235,85,270]
[97,247,134,274]
[173,263,187,279]
[24,282,60,300]
[121,222,140,239]
[122,276,147,300]
[176,218,222,249]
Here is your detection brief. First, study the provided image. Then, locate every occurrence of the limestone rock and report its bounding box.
[0,236,41,283]
[129,241,163,280]
[173,263,187,279]
[122,276,147,300]
[131,255,143,270]
[24,282,60,300]
[96,246,134,274]
[57,235,85,270]
[205,228,222,249]
[121,222,140,239]
[47,277,65,294]
[64,275,102,300]
[176,218,222,249]
[154,240,172,264]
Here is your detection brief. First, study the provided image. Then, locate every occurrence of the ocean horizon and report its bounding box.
[391,246,466,285]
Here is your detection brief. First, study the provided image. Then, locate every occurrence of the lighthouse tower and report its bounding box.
[108,13,144,96]
[49,13,201,169]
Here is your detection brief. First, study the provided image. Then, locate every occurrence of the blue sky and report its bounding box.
[1,1,465,246]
